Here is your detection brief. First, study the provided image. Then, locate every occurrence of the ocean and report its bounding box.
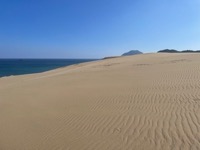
[0,59,97,77]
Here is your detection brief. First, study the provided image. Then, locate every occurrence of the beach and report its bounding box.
[0,53,200,150]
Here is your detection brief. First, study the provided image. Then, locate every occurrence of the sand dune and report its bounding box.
[1,53,200,150]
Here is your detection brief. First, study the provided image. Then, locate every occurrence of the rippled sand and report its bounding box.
[0,53,200,150]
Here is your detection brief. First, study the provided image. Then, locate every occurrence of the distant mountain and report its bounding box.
[122,50,143,56]
[158,49,179,53]
[158,49,200,53]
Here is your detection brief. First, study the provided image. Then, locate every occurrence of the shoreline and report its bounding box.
[0,59,99,79]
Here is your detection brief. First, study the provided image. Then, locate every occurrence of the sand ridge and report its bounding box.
[0,53,200,150]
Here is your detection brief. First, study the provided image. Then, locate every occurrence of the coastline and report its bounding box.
[0,58,98,78]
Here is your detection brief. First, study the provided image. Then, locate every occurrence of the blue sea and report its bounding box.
[0,59,97,77]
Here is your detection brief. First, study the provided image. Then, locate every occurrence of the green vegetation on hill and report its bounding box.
[158,49,200,53]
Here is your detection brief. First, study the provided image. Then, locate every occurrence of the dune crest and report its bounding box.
[0,53,200,150]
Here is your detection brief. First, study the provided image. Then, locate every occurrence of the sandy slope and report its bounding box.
[0,53,200,150]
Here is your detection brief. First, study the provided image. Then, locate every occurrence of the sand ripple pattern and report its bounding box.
[0,53,200,150]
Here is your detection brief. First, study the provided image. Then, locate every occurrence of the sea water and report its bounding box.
[0,59,97,77]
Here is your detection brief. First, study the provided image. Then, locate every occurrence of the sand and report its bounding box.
[0,53,200,150]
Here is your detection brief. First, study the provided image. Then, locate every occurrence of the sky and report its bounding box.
[0,0,200,58]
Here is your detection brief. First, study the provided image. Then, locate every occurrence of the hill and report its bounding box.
[158,49,200,53]
[122,50,143,56]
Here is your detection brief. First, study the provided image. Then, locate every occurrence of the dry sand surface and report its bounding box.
[1,53,200,150]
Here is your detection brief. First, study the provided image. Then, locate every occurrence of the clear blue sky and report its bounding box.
[0,0,200,58]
